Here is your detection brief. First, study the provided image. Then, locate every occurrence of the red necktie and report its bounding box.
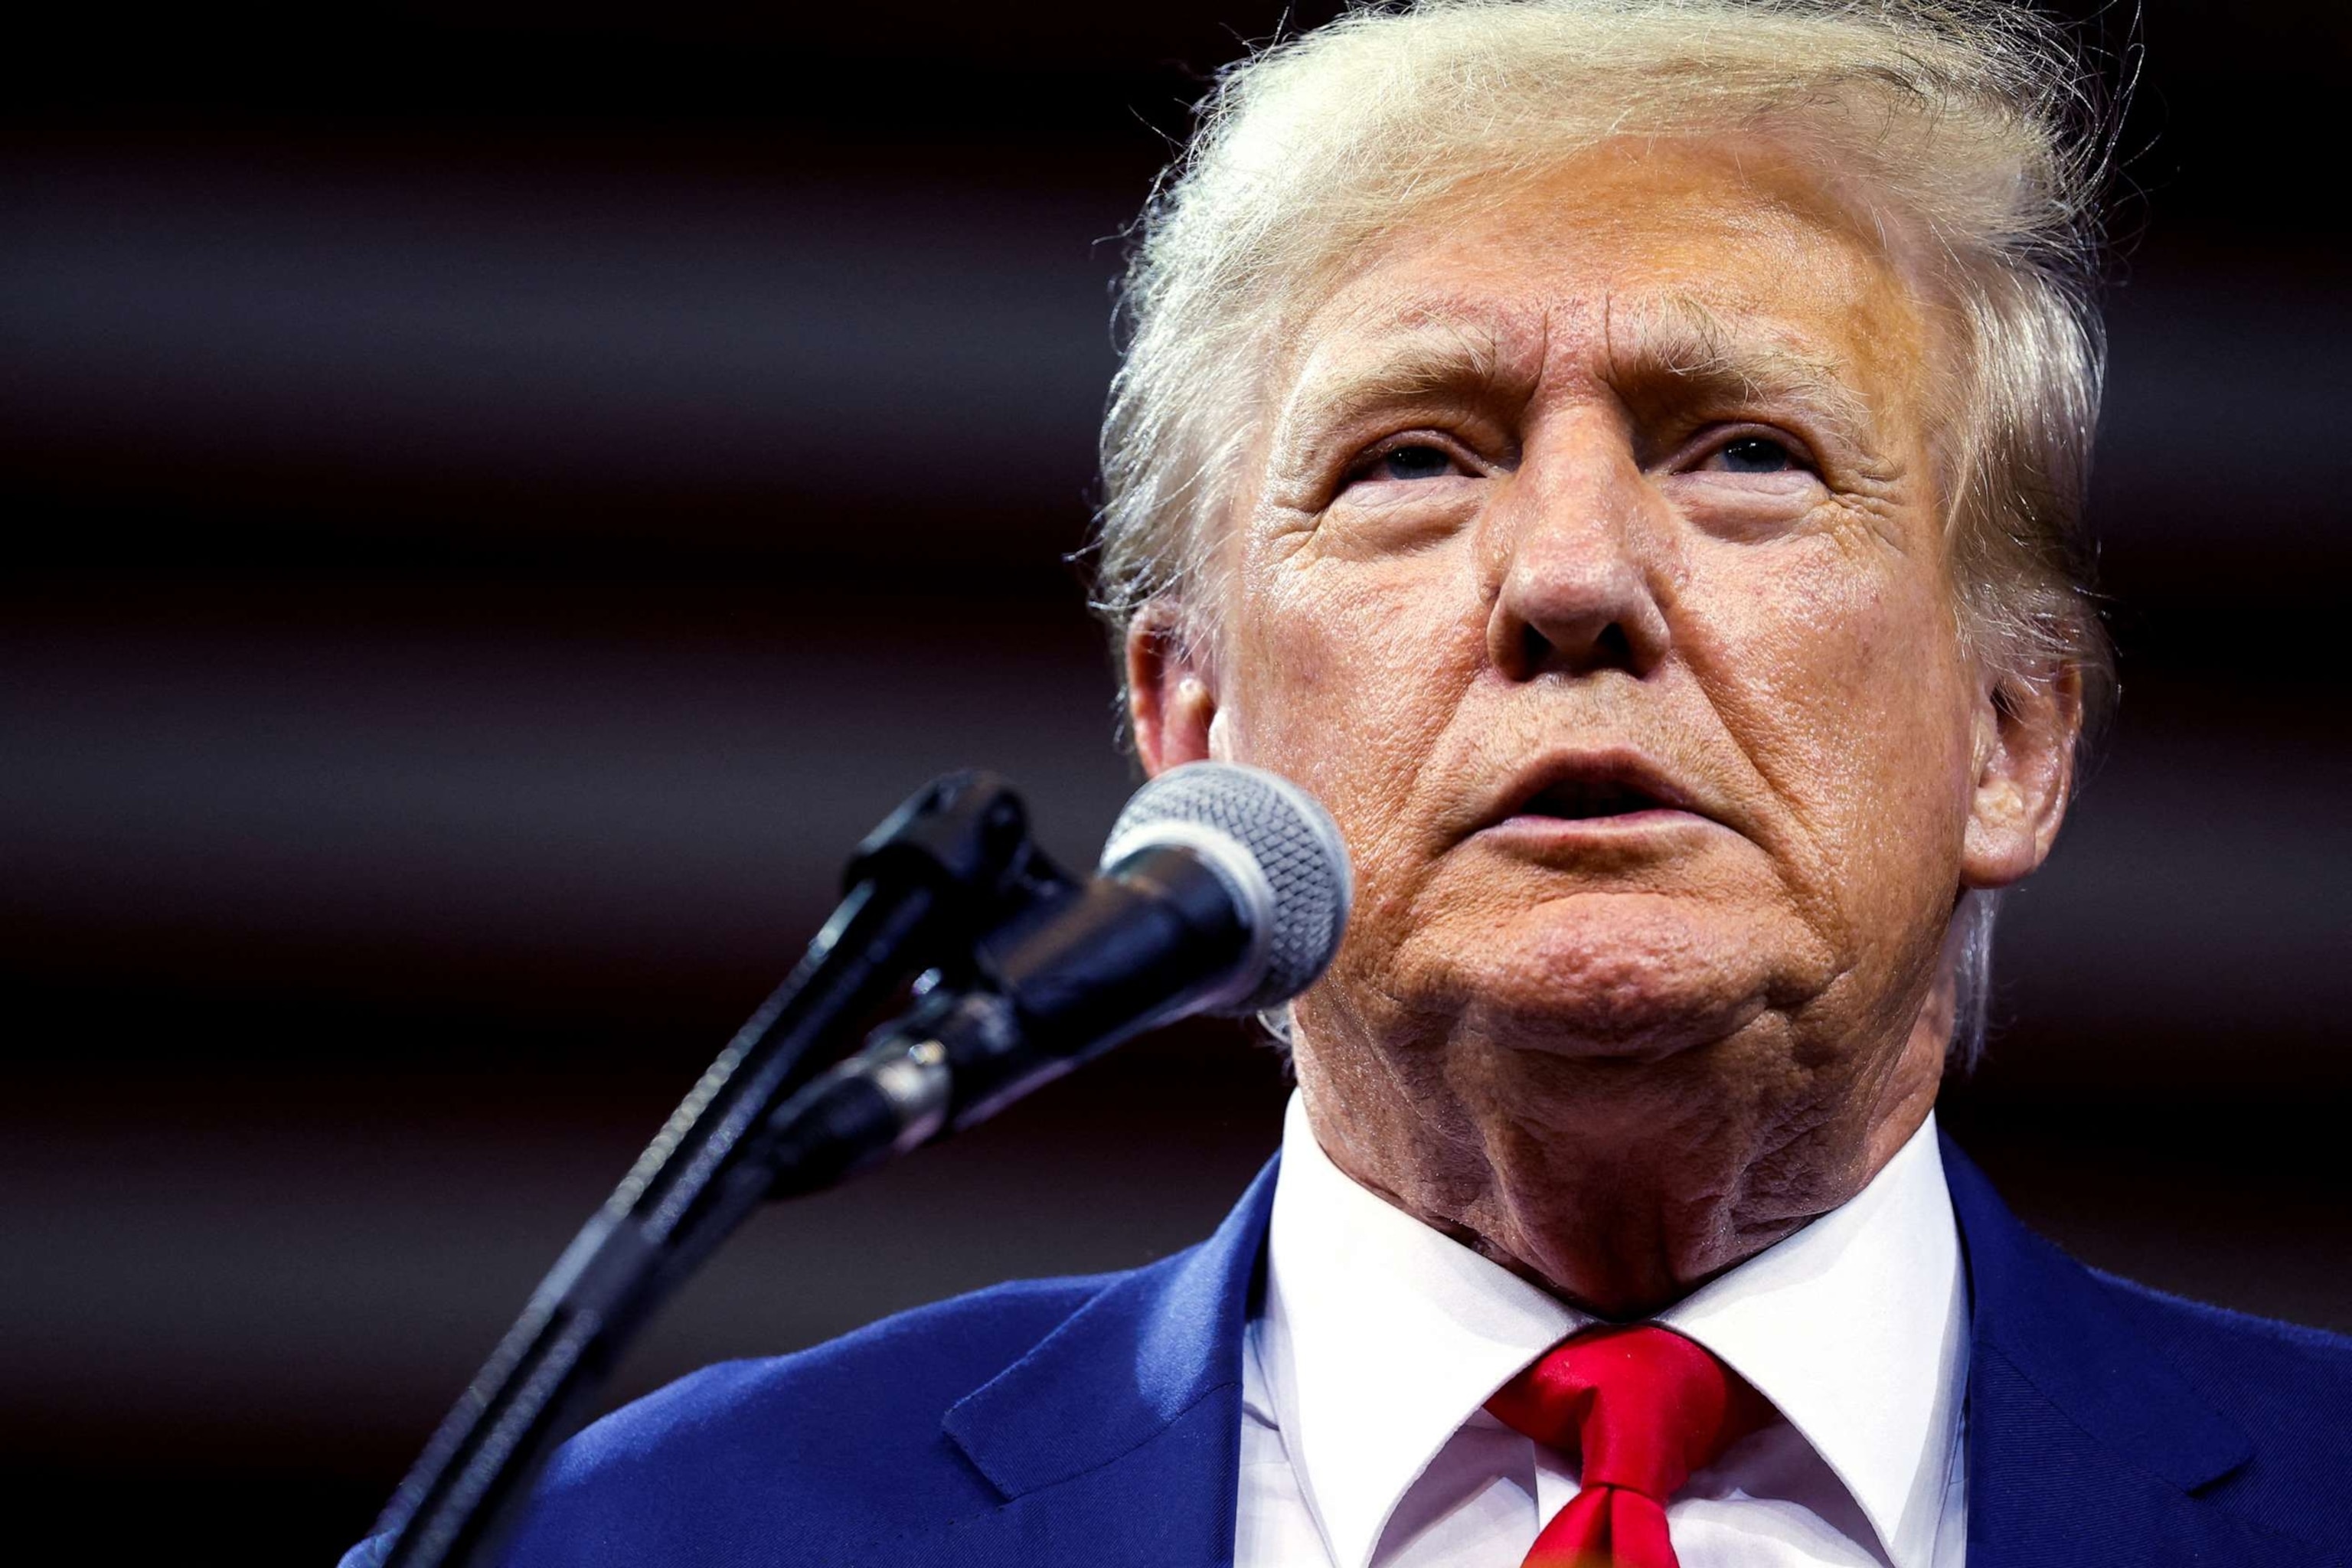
[1485,1325,1772,1568]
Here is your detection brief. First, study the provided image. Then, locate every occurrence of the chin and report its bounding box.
[1433,893,1782,1061]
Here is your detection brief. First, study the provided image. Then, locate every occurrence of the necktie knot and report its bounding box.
[1485,1325,1772,1568]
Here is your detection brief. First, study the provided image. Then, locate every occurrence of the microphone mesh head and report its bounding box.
[1102,763,1352,1015]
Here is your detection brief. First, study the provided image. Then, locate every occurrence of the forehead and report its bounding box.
[1275,137,1939,423]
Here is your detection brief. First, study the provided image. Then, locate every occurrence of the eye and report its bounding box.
[1707,435,1802,475]
[1369,442,1456,482]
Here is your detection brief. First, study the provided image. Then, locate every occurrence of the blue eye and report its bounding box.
[1379,443,1454,481]
[1717,436,1795,473]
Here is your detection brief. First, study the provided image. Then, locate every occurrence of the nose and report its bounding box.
[1481,436,1673,682]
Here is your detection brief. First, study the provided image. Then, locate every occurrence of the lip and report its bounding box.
[1471,747,1722,841]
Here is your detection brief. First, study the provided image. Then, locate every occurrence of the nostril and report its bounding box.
[1520,622,1553,675]
[1498,610,1653,680]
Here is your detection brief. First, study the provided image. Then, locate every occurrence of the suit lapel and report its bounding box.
[933,1158,1279,1567]
[917,1132,2289,1566]
[1940,1135,2291,1566]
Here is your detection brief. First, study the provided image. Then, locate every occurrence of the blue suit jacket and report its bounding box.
[374,1135,2352,1566]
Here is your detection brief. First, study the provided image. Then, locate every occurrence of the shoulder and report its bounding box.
[2095,1266,2352,1395]
[502,1271,1119,1566]
[2092,1269,2352,1534]
[1940,1132,2352,1550]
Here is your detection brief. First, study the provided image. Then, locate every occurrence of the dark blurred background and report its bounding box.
[2,2,2344,1560]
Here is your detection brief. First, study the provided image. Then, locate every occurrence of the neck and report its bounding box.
[1292,1001,1945,1319]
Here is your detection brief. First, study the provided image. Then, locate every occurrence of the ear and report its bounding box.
[1959,662,2083,890]
[1125,604,1220,777]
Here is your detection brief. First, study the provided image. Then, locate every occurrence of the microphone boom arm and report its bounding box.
[370,772,1040,1568]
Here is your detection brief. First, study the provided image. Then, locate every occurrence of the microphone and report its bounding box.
[368,763,1339,1568]
[763,762,1352,1193]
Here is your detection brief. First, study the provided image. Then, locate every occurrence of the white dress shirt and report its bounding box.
[1236,1093,1969,1568]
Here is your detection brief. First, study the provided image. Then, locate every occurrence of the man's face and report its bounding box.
[1199,138,2014,1080]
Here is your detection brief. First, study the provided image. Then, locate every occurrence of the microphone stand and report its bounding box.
[371,772,1045,1568]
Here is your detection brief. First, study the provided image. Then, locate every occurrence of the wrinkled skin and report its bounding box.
[1128,138,2080,1318]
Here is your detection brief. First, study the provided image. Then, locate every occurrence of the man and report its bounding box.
[393,2,2352,1564]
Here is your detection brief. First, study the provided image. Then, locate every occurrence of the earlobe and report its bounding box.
[1125,607,1220,776]
[1959,664,2083,890]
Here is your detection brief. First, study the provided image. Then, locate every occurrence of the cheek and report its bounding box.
[1692,534,1977,897]
[1223,551,1485,856]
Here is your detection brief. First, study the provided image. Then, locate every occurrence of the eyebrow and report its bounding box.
[1611,294,1876,451]
[1272,292,1877,467]
[1270,315,1514,449]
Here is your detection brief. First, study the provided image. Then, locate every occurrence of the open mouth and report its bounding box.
[1515,776,1680,821]
[1478,749,1716,836]
[1475,750,1714,841]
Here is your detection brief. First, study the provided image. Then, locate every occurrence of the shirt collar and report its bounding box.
[1659,1109,1968,1568]
[1258,1093,1585,1568]
[1257,1092,1966,1568]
